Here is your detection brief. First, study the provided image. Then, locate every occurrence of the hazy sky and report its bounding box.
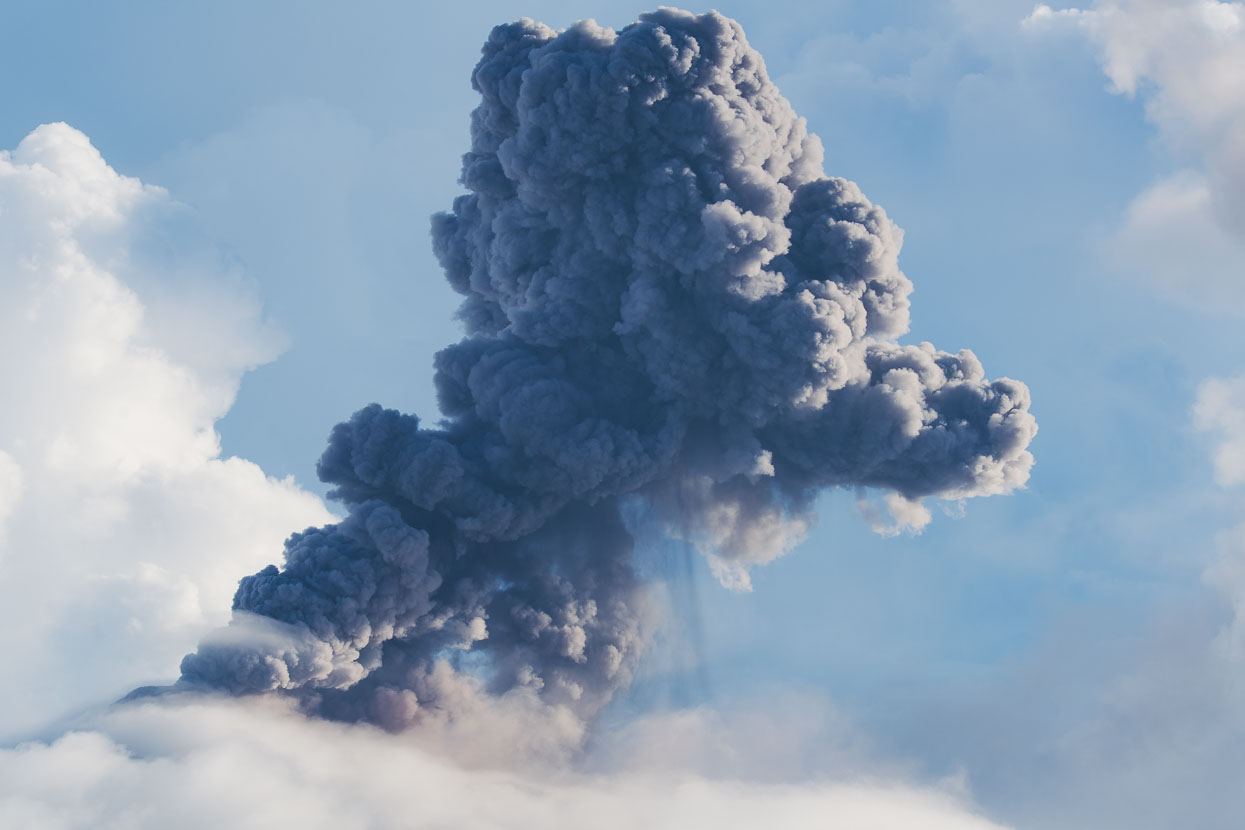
[2,2,1244,828]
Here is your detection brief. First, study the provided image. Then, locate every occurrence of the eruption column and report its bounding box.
[179,9,1036,732]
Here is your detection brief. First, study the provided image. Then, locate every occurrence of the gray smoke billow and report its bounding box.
[177,8,1036,731]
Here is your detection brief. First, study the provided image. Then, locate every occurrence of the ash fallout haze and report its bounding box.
[1,2,1243,830]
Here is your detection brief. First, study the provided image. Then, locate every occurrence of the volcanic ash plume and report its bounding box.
[177,8,1036,733]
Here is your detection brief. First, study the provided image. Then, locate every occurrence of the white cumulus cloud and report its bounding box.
[0,123,334,737]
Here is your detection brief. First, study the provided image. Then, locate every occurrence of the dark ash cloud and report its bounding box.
[177,8,1035,731]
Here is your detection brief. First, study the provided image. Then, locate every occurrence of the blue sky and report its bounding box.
[2,2,1245,828]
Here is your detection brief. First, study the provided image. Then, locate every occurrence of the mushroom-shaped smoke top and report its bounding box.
[177,9,1036,732]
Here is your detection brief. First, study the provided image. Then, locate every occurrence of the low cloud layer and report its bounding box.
[0,696,1012,830]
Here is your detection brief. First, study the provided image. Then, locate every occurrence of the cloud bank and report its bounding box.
[0,123,333,737]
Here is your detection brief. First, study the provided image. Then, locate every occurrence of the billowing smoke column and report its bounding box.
[178,9,1036,730]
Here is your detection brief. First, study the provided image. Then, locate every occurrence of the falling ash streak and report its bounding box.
[629,520,714,711]
[672,542,713,707]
